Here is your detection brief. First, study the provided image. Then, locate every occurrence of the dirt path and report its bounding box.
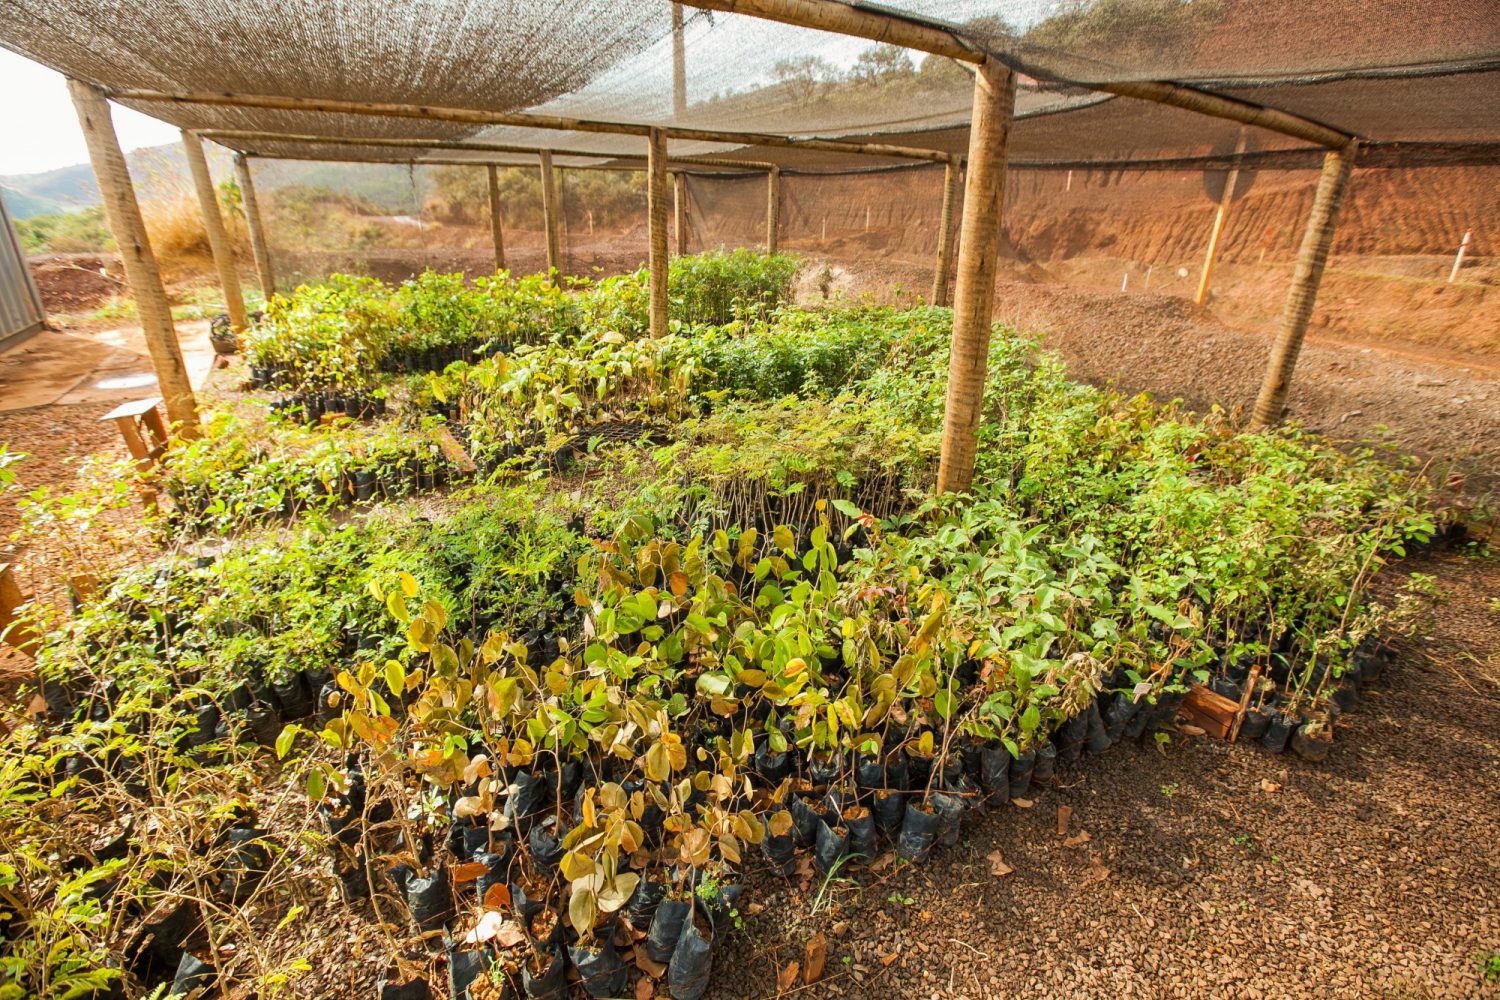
[710,551,1500,999]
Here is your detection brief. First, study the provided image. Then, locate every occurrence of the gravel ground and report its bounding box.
[709,550,1500,1000]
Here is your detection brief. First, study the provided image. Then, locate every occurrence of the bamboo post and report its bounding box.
[1195,131,1246,306]
[232,154,276,300]
[486,164,507,271]
[181,130,247,331]
[1250,141,1359,429]
[538,150,562,274]
[647,128,670,338]
[931,159,960,304]
[936,60,1015,494]
[673,172,689,255]
[1449,228,1471,283]
[672,3,688,118]
[766,167,781,254]
[68,80,199,437]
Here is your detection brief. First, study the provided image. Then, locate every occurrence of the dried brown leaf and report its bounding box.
[633,945,667,979]
[1011,797,1034,809]
[451,861,490,885]
[986,850,1014,877]
[1063,831,1092,849]
[1056,804,1073,836]
[777,960,800,993]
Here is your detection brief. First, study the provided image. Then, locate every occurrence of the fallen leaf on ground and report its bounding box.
[746,901,765,916]
[1056,804,1073,835]
[1012,797,1033,809]
[482,883,511,908]
[986,850,1014,877]
[1260,778,1282,793]
[777,961,800,992]
[880,950,899,967]
[635,976,655,999]
[1063,831,1092,849]
[803,932,827,984]
[869,852,896,873]
[1180,724,1207,737]
[633,945,666,978]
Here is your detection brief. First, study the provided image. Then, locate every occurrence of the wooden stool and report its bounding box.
[101,397,170,470]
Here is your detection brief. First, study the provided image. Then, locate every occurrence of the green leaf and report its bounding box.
[275,724,300,760]
[306,767,326,801]
[831,498,861,518]
[385,660,406,697]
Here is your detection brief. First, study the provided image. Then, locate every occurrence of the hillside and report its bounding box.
[2,142,433,219]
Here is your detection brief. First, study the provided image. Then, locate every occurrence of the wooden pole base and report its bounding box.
[935,61,1016,495]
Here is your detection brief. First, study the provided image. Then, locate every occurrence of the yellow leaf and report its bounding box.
[399,571,419,598]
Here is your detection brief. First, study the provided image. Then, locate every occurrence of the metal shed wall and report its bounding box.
[0,192,47,352]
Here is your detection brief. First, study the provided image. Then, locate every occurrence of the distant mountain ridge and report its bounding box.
[2,142,433,219]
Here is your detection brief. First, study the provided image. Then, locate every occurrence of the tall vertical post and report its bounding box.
[673,172,689,255]
[935,59,1016,495]
[1250,141,1358,429]
[180,130,247,332]
[647,128,670,338]
[766,167,781,254]
[232,154,276,300]
[68,80,199,437]
[672,4,688,118]
[539,150,562,274]
[1195,130,1247,306]
[931,158,960,305]
[486,164,507,271]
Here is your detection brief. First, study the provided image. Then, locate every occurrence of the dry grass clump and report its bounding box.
[141,189,251,283]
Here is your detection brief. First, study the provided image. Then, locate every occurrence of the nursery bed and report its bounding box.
[0,253,1482,1000]
[707,550,1500,1000]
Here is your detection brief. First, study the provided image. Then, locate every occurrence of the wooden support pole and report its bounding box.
[201,129,775,171]
[647,128,670,338]
[538,150,562,274]
[936,60,1016,495]
[181,130,247,331]
[486,164,507,271]
[114,89,952,162]
[1195,131,1246,306]
[673,172,689,255]
[68,80,199,438]
[932,158,960,305]
[1250,141,1358,429]
[672,3,688,118]
[233,153,276,299]
[673,0,1352,150]
[766,167,781,254]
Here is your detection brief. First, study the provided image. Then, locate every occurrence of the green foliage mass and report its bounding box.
[1,252,1437,997]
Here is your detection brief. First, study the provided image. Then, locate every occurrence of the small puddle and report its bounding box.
[92,373,158,390]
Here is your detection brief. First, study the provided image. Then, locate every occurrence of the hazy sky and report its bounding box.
[0,48,179,176]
